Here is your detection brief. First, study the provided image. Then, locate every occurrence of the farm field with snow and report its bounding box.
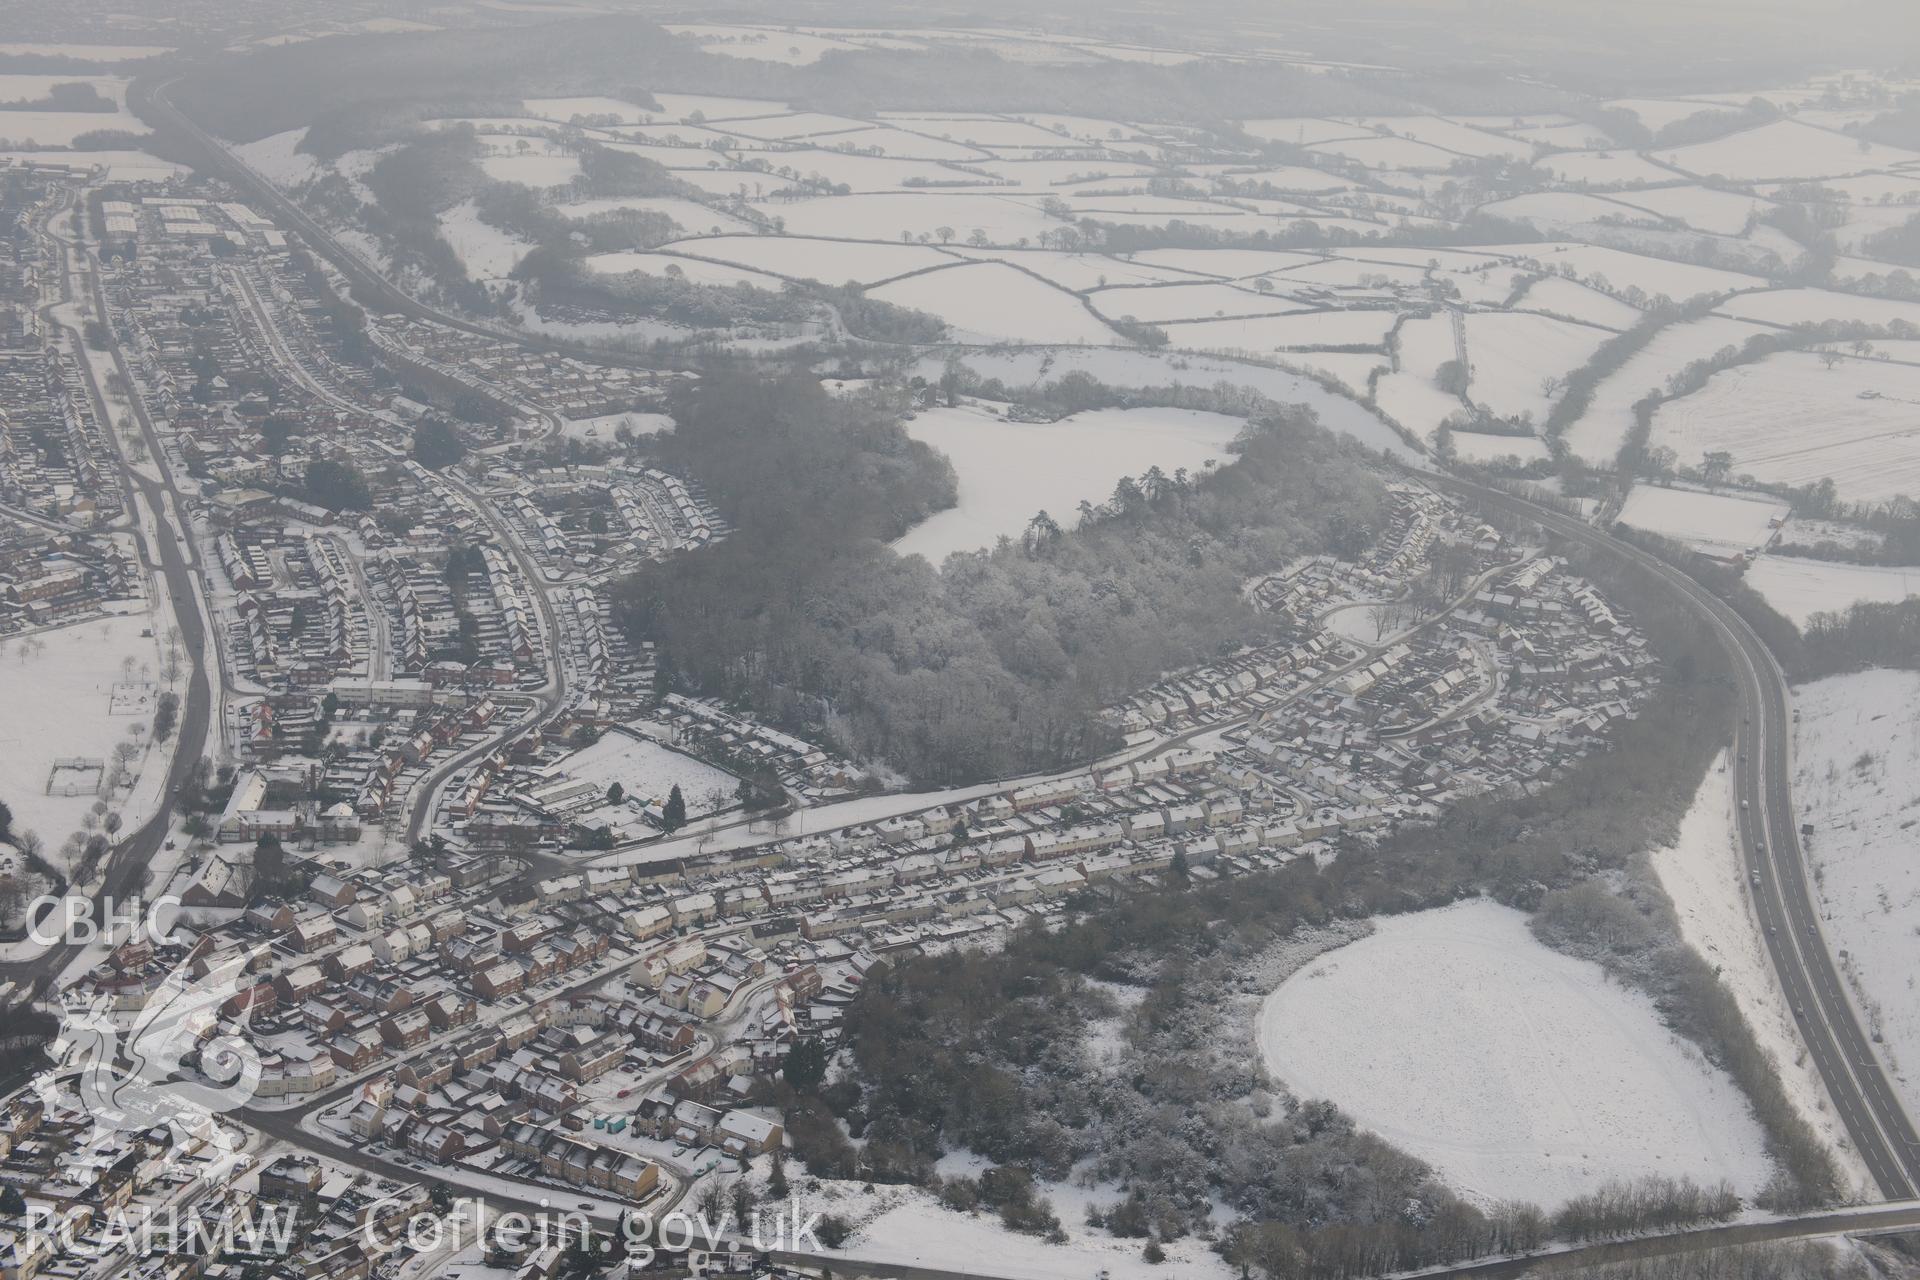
[769,192,1063,244]
[1561,315,1773,464]
[478,152,580,188]
[1505,243,1765,300]
[1715,288,1920,331]
[913,346,1415,457]
[1649,351,1920,503]
[1448,430,1551,465]
[1614,484,1787,558]
[1256,900,1774,1207]
[1088,281,1300,324]
[0,106,147,147]
[1794,671,1920,1121]
[1160,307,1398,354]
[1513,275,1643,330]
[1653,119,1920,182]
[1460,311,1609,422]
[583,251,782,287]
[870,263,1120,345]
[894,403,1241,562]
[1744,555,1920,625]
[659,235,955,285]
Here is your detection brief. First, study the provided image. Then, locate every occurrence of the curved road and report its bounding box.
[1433,475,1920,1200]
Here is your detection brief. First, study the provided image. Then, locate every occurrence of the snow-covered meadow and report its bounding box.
[1256,900,1775,1207]
[1614,484,1787,558]
[1744,555,1920,626]
[556,731,735,805]
[1649,352,1920,503]
[894,403,1241,562]
[0,614,168,845]
[1793,671,1920,1122]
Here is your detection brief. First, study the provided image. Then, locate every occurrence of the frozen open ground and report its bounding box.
[1744,555,1920,626]
[1793,671,1920,1122]
[1614,484,1786,558]
[1256,899,1774,1207]
[0,613,166,844]
[894,403,1241,562]
[555,730,737,813]
[1649,352,1920,505]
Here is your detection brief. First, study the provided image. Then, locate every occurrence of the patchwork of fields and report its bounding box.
[222,58,1920,508]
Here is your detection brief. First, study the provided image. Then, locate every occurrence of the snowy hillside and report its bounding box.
[1794,670,1920,1120]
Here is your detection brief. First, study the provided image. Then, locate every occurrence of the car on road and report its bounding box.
[1740,799,1749,809]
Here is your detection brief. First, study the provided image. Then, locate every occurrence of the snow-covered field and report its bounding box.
[1448,430,1551,464]
[1507,243,1764,301]
[479,152,580,188]
[1540,151,1685,187]
[0,107,146,146]
[1654,120,1920,182]
[1159,307,1398,353]
[236,126,322,187]
[559,410,673,442]
[825,1183,1235,1280]
[1649,351,1920,504]
[0,613,167,844]
[1609,186,1772,237]
[1561,315,1772,464]
[913,345,1415,458]
[583,251,782,288]
[1614,484,1787,558]
[1089,281,1301,324]
[1256,899,1774,1207]
[0,74,129,106]
[561,195,753,236]
[770,191,1060,244]
[1744,555,1920,626]
[1375,372,1464,442]
[1716,288,1920,331]
[1793,671,1920,1122]
[895,403,1241,562]
[0,42,169,60]
[662,234,955,285]
[1461,311,1609,422]
[438,201,534,284]
[1514,275,1644,330]
[870,262,1120,346]
[553,731,737,814]
[1129,247,1324,279]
